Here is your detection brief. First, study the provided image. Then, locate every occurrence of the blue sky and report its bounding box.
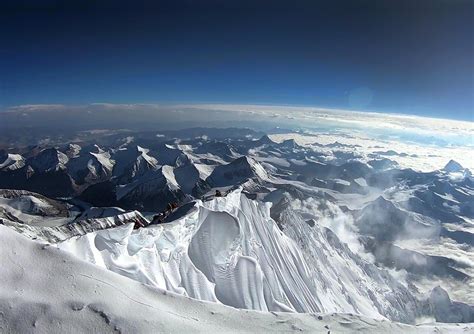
[0,0,472,121]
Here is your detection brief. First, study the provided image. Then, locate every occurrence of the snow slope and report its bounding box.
[74,206,126,221]
[3,210,148,243]
[58,189,420,323]
[1,225,471,333]
[115,165,186,211]
[118,145,158,181]
[443,160,465,173]
[207,156,268,187]
[67,147,115,184]
[0,153,25,171]
[0,189,70,227]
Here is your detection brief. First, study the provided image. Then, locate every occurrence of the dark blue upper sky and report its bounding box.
[0,0,473,120]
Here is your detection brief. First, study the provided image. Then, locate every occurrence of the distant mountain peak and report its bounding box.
[65,143,81,158]
[207,156,268,187]
[161,165,180,190]
[443,160,464,172]
[256,135,275,145]
[369,195,398,211]
[0,153,25,171]
[280,138,300,149]
[174,153,192,168]
[29,147,69,173]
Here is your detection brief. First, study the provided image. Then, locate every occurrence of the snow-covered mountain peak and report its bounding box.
[88,150,115,178]
[137,147,158,167]
[92,144,105,154]
[160,165,180,190]
[370,195,396,209]
[233,156,268,177]
[256,134,275,145]
[135,145,158,164]
[114,145,159,181]
[207,156,268,187]
[174,152,192,167]
[136,145,148,154]
[354,196,415,241]
[0,153,25,171]
[280,138,301,149]
[443,159,464,173]
[65,143,81,158]
[29,148,69,173]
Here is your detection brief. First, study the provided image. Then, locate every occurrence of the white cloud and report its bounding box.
[6,104,68,112]
[192,104,474,142]
[3,103,472,171]
[270,132,474,172]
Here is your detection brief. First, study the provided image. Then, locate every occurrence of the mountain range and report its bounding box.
[0,127,473,332]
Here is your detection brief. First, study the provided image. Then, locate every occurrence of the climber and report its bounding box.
[151,213,164,225]
[215,189,222,197]
[133,220,146,230]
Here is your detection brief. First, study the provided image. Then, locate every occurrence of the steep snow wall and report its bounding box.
[58,189,419,322]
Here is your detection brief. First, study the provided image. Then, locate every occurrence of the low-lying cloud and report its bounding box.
[1,103,472,170]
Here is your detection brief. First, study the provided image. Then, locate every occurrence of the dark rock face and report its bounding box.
[0,167,77,198]
[79,181,118,207]
[207,156,267,187]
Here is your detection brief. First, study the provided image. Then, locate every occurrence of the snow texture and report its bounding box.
[58,189,420,323]
[0,225,471,333]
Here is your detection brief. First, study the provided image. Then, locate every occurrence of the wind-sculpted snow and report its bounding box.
[58,189,420,322]
[280,208,419,322]
[2,225,469,334]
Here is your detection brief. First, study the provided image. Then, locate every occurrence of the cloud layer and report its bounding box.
[1,103,472,171]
